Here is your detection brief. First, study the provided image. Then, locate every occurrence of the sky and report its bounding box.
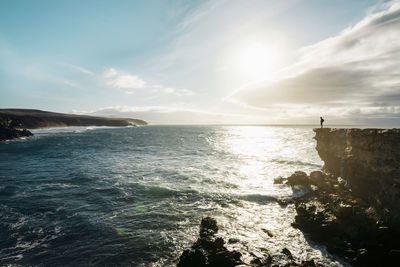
[1,0,399,125]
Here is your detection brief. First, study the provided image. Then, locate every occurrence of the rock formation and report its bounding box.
[0,116,32,141]
[314,128,400,225]
[178,217,323,267]
[285,128,400,266]
[177,217,244,267]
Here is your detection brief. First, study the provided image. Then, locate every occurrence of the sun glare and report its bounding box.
[240,42,279,79]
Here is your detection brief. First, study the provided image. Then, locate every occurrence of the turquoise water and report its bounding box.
[0,126,344,266]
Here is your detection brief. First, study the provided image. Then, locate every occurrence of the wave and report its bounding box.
[234,193,277,204]
[31,125,132,134]
[130,183,280,206]
[271,158,322,168]
[127,183,199,199]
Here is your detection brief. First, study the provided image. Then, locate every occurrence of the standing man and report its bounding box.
[320,117,325,128]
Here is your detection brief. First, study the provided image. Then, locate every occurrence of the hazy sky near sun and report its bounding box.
[1,0,399,125]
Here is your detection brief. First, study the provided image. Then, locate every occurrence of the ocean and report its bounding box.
[0,125,345,266]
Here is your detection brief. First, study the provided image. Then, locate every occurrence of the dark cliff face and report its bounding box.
[314,128,400,223]
[283,129,400,265]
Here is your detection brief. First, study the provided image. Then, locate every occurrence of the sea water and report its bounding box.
[0,126,345,266]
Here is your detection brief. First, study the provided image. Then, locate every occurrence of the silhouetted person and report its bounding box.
[320,117,325,128]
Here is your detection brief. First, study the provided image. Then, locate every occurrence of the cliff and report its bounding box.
[0,109,147,129]
[283,128,400,266]
[314,128,400,224]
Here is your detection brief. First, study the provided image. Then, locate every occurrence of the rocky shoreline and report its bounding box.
[178,128,400,266]
[178,217,322,267]
[283,170,399,266]
[285,128,400,266]
[0,108,148,141]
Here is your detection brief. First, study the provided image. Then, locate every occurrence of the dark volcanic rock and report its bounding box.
[200,217,219,238]
[178,217,244,267]
[178,218,326,267]
[287,128,400,266]
[0,117,33,141]
[286,171,310,188]
[179,249,207,266]
[290,170,400,265]
[281,248,294,260]
[0,126,32,141]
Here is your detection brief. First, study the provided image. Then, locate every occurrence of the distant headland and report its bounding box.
[0,108,147,141]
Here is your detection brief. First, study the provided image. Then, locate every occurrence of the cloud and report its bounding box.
[153,85,194,96]
[107,72,146,89]
[66,64,93,75]
[230,0,400,119]
[110,74,146,89]
[63,80,83,89]
[104,68,118,78]
[104,67,193,96]
[167,87,193,96]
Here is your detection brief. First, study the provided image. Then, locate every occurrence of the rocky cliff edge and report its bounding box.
[314,128,400,224]
[282,128,400,266]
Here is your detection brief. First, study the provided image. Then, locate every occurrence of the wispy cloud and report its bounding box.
[66,64,94,75]
[153,84,194,96]
[175,0,223,32]
[63,79,83,89]
[110,74,146,89]
[104,68,146,89]
[230,0,400,120]
[104,67,193,96]
[104,68,118,78]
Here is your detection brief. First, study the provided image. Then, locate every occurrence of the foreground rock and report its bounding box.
[285,128,400,266]
[178,217,323,267]
[0,117,32,141]
[178,217,244,267]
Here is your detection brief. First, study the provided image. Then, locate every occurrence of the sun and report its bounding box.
[240,42,279,79]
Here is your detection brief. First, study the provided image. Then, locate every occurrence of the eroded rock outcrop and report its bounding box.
[285,128,400,266]
[177,217,244,267]
[0,117,33,141]
[314,128,400,224]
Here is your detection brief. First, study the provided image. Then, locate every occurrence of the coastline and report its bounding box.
[0,108,147,141]
[0,108,147,129]
[29,124,143,131]
[273,128,400,266]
